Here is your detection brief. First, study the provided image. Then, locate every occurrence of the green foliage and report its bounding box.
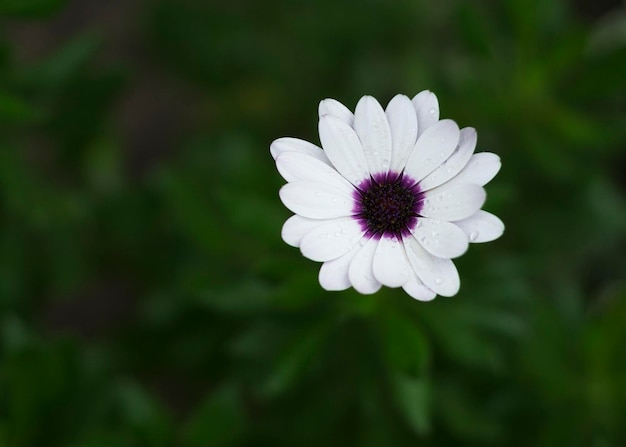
[1,0,626,445]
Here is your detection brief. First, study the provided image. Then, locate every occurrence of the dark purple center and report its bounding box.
[353,172,423,240]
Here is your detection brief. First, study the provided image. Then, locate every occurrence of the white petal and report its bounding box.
[418,127,477,191]
[404,236,460,297]
[279,181,355,219]
[276,152,355,191]
[447,152,501,186]
[404,119,460,183]
[354,95,393,175]
[412,90,439,138]
[318,115,370,186]
[270,137,330,164]
[412,217,469,258]
[348,237,382,294]
[300,217,365,262]
[318,98,354,126]
[281,215,324,247]
[454,210,504,243]
[420,183,486,221]
[318,243,361,291]
[402,273,437,301]
[372,236,410,288]
[386,94,418,174]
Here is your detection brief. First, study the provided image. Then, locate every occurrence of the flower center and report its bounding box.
[354,172,423,239]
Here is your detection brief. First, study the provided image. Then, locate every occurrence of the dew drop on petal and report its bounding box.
[469,231,479,242]
[429,108,436,115]
[435,278,443,285]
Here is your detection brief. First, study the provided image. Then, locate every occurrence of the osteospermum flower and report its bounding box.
[270,91,503,301]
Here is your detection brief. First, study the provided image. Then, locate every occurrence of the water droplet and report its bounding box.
[372,151,379,156]
[428,206,435,212]
[436,195,443,202]
[335,231,342,237]
[359,239,367,246]
[332,197,339,203]
[425,157,432,164]
[419,236,426,243]
[435,277,443,285]
[325,233,331,238]
[381,159,390,168]
[315,192,322,197]
[429,108,436,115]
[469,231,479,242]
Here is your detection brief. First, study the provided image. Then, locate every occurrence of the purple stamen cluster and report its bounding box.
[353,172,423,240]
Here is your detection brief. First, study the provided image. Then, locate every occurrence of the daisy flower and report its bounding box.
[270,91,503,301]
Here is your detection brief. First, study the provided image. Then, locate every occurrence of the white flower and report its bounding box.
[270,91,503,301]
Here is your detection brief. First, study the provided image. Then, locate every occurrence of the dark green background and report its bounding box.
[1,0,626,445]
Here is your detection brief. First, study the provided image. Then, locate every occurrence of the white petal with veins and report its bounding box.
[300,217,365,262]
[319,115,370,186]
[372,236,410,287]
[270,137,330,164]
[348,237,382,294]
[420,183,486,221]
[279,181,354,219]
[354,95,393,175]
[319,98,354,126]
[386,94,418,174]
[454,210,504,243]
[404,119,460,184]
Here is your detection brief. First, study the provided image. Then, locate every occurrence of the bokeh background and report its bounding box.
[1,0,626,445]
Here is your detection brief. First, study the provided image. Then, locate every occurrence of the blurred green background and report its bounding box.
[1,0,626,445]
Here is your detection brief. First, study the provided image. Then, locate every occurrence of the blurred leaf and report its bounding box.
[588,8,626,54]
[182,384,245,447]
[20,34,101,89]
[260,321,330,397]
[391,374,431,435]
[0,89,38,124]
[0,0,67,17]
[436,381,504,442]
[195,279,276,315]
[377,307,429,376]
[113,380,174,446]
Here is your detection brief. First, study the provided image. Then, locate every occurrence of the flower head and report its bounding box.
[270,91,503,301]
